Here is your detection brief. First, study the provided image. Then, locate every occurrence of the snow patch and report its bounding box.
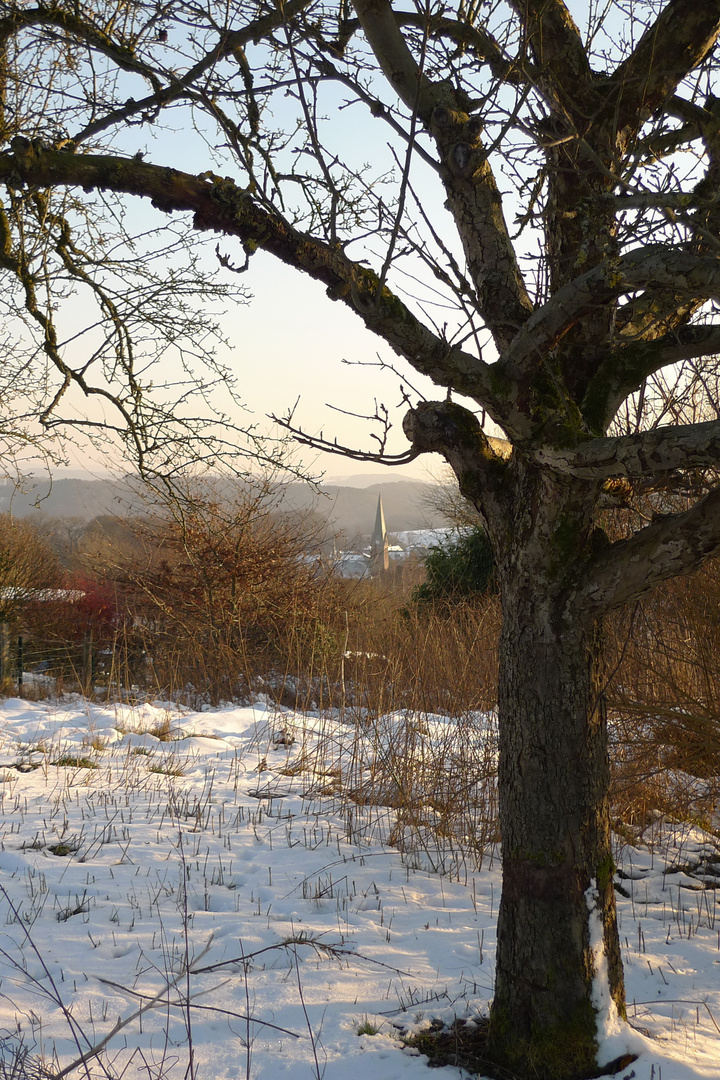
[585,878,647,1074]
[0,698,716,1080]
[585,878,620,1038]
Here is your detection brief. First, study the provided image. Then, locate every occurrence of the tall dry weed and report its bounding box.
[606,559,720,828]
[43,479,720,854]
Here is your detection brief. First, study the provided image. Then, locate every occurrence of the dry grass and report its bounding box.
[606,561,720,830]
[13,477,720,859]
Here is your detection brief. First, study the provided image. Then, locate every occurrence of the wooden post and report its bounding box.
[0,623,9,687]
[81,633,93,696]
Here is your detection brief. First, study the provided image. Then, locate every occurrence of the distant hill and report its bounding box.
[0,477,143,519]
[323,470,433,488]
[0,476,450,539]
[281,481,447,540]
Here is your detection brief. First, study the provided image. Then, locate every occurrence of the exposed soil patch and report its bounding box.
[402,1017,638,1079]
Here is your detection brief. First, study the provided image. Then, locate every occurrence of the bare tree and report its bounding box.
[0,514,62,622]
[0,5,274,478]
[3,0,720,1075]
[116,476,323,691]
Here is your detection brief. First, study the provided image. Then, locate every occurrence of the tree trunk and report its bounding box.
[485,469,625,1079]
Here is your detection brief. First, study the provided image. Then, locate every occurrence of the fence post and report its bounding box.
[82,633,93,696]
[16,635,23,690]
[0,623,8,686]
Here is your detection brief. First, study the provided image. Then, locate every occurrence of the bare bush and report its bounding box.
[607,561,720,827]
[111,482,328,702]
[0,515,63,624]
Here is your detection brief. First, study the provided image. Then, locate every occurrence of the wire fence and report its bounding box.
[0,624,140,697]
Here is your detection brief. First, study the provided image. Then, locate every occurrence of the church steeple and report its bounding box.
[370,493,389,573]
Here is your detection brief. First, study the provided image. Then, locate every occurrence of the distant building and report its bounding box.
[334,552,371,578]
[326,495,453,579]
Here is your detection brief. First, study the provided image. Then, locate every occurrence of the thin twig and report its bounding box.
[294,943,323,1080]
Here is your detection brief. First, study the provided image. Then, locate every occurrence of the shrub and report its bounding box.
[111,479,330,702]
[413,528,496,605]
[606,556,720,824]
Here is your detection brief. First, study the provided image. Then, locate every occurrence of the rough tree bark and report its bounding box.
[4,2,720,1077]
[405,402,628,1075]
[491,469,624,1075]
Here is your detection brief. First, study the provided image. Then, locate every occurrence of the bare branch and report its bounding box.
[583,324,720,432]
[606,0,720,140]
[536,417,720,480]
[353,0,534,351]
[351,0,442,120]
[499,247,720,390]
[0,141,515,427]
[0,5,159,82]
[506,0,595,118]
[582,484,720,617]
[16,0,315,145]
[402,399,510,530]
[270,411,420,465]
[342,12,528,84]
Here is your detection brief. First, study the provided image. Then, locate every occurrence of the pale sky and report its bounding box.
[216,251,447,482]
[47,245,450,486]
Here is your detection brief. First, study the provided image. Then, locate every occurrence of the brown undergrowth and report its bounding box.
[606,560,720,831]
[17,481,720,847]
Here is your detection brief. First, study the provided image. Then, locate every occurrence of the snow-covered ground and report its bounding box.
[0,695,717,1080]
